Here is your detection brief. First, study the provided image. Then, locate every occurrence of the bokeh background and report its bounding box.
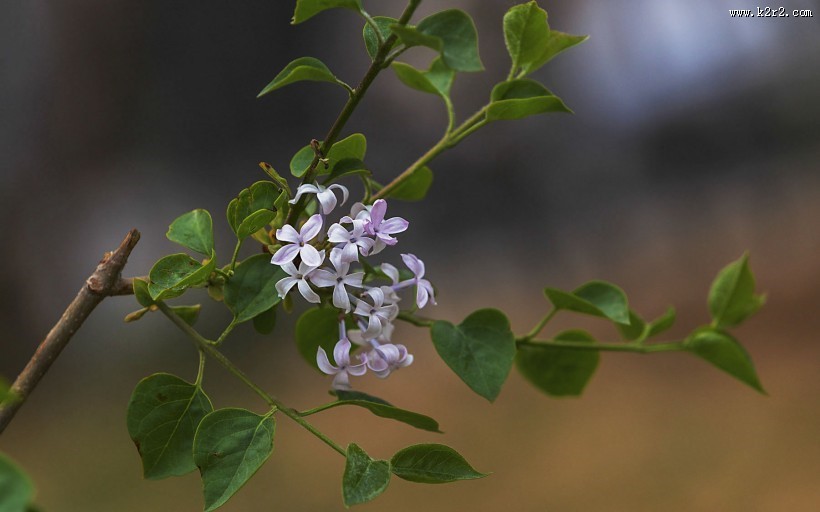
[2,0,819,510]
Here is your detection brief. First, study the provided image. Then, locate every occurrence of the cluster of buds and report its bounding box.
[270,182,436,389]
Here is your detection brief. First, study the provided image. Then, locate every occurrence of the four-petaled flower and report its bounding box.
[364,199,408,252]
[367,343,413,378]
[317,338,368,390]
[290,182,349,215]
[327,220,374,263]
[353,287,399,339]
[275,251,325,303]
[309,248,364,312]
[270,214,324,267]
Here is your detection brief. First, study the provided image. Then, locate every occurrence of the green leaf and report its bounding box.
[684,328,765,393]
[193,409,275,512]
[227,181,280,236]
[317,391,441,433]
[252,306,277,335]
[0,453,35,512]
[290,133,367,178]
[295,307,343,371]
[431,309,516,402]
[148,253,215,301]
[543,280,630,325]
[166,209,214,256]
[257,162,291,195]
[343,444,391,506]
[171,305,201,326]
[392,10,483,72]
[126,373,213,480]
[324,158,370,184]
[647,307,676,337]
[133,277,154,307]
[387,165,433,202]
[236,209,276,240]
[708,254,765,329]
[257,57,344,97]
[391,58,454,98]
[223,254,287,324]
[363,16,397,60]
[617,310,646,341]
[503,1,550,75]
[487,79,571,121]
[523,30,589,75]
[390,444,487,484]
[516,330,600,397]
[292,0,361,24]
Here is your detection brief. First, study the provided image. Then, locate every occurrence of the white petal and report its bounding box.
[333,338,351,367]
[270,244,300,266]
[300,214,324,241]
[276,224,301,244]
[300,244,323,267]
[316,189,338,215]
[329,184,349,206]
[275,277,298,299]
[380,263,399,285]
[332,284,351,312]
[297,279,321,303]
[316,347,338,375]
[309,269,337,288]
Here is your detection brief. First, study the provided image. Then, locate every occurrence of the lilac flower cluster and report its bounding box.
[270,182,436,389]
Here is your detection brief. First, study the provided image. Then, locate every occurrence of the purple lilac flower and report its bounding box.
[309,248,364,312]
[367,343,413,378]
[365,199,408,251]
[275,251,325,303]
[341,202,372,224]
[270,214,324,266]
[353,287,399,339]
[327,220,375,263]
[290,182,349,215]
[400,253,436,308]
[317,338,368,390]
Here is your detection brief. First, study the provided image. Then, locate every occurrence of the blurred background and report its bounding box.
[2,0,819,510]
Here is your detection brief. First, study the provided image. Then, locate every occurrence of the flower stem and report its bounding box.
[516,338,685,354]
[155,301,346,457]
[522,308,557,340]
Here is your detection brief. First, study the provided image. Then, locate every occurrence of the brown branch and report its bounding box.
[0,229,141,434]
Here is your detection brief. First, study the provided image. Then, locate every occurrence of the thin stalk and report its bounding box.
[229,239,243,273]
[522,308,557,340]
[194,350,206,387]
[516,338,684,354]
[215,319,237,346]
[155,301,346,457]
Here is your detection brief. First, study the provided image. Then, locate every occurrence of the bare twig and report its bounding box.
[0,229,141,434]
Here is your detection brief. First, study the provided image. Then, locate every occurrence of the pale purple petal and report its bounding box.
[309,269,336,288]
[316,188,337,215]
[420,280,436,306]
[333,339,351,366]
[355,237,375,256]
[416,284,429,309]
[332,284,351,312]
[275,276,298,299]
[327,223,350,243]
[344,272,364,288]
[340,243,360,263]
[297,279,320,303]
[364,287,385,306]
[380,217,409,235]
[401,253,425,277]
[347,329,367,346]
[289,184,320,205]
[347,360,368,377]
[376,232,399,246]
[270,244,300,265]
[361,315,382,339]
[317,347,338,375]
[369,199,386,227]
[300,214,324,241]
[376,344,401,362]
[328,184,349,206]
[380,263,399,285]
[332,372,351,390]
[299,244,323,267]
[276,224,301,244]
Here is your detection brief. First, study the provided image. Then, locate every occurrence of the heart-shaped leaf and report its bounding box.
[516,330,599,397]
[292,0,361,24]
[543,280,630,325]
[252,306,277,335]
[223,254,287,324]
[392,10,483,72]
[503,1,550,75]
[708,254,765,329]
[343,443,391,506]
[167,209,214,256]
[126,373,213,479]
[684,328,764,393]
[318,390,441,432]
[193,408,275,512]
[431,309,516,402]
[258,57,344,97]
[363,16,398,60]
[390,444,487,484]
[148,253,215,301]
[487,79,571,121]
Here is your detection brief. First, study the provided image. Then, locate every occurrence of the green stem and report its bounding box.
[522,308,557,340]
[215,319,237,346]
[155,301,346,457]
[359,9,385,47]
[194,350,206,387]
[229,239,243,273]
[516,338,685,354]
[285,0,422,226]
[373,106,488,201]
[397,311,434,328]
[298,402,338,417]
